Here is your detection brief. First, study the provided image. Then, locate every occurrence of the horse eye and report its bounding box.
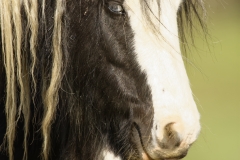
[107,2,124,15]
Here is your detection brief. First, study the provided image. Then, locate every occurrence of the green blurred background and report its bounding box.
[184,0,240,160]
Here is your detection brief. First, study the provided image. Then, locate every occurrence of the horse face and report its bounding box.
[70,0,200,159]
[122,0,201,159]
[0,0,202,159]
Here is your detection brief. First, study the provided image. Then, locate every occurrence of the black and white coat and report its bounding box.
[0,0,203,159]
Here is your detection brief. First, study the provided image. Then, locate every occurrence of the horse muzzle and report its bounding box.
[142,116,201,160]
[143,141,190,160]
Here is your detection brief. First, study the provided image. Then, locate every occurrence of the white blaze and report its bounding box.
[124,0,201,147]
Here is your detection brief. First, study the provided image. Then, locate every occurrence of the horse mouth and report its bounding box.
[141,146,189,160]
[142,146,189,160]
[133,123,189,160]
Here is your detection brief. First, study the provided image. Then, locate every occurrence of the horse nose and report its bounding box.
[145,116,200,160]
[159,122,183,150]
[154,115,189,149]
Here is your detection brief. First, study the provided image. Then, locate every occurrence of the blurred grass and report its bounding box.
[183,0,240,160]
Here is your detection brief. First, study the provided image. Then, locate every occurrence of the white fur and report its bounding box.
[102,149,121,160]
[124,0,200,149]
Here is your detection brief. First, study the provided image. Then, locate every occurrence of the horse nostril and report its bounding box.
[159,122,182,149]
[165,122,175,136]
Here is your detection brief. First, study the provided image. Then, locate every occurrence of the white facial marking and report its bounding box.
[124,0,200,149]
[102,149,121,160]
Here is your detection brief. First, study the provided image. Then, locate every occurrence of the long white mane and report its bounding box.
[0,0,65,159]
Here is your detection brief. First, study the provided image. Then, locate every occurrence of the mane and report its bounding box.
[0,0,206,160]
[141,0,206,50]
[178,0,207,51]
[0,0,65,159]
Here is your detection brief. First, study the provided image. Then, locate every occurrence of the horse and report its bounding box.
[0,0,205,159]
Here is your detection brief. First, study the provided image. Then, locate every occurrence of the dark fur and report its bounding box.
[1,0,153,159]
[0,0,205,159]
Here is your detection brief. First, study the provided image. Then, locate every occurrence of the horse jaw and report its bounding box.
[124,0,201,159]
